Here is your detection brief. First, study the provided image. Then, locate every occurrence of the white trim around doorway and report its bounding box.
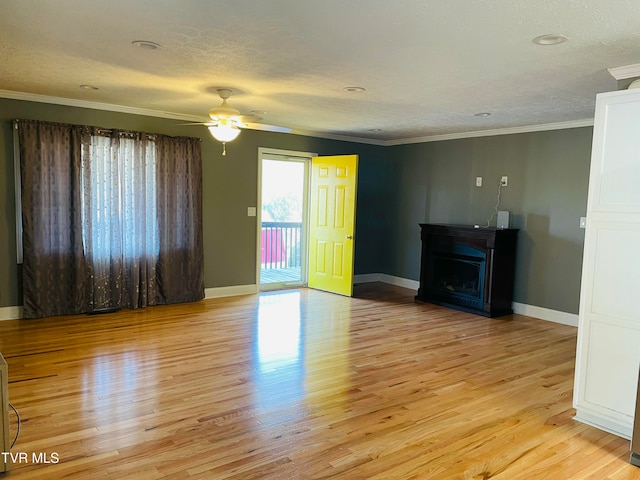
[257,148,317,291]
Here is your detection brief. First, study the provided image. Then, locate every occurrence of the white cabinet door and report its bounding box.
[574,89,640,439]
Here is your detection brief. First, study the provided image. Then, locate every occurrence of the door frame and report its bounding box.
[256,147,317,291]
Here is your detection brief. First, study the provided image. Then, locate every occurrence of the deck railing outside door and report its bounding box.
[261,222,302,271]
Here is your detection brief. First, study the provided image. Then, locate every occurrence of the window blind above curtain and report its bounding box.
[16,119,204,319]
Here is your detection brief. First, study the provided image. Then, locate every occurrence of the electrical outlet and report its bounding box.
[476,176,482,187]
[500,176,508,187]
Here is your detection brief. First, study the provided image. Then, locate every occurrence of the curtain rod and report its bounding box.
[13,119,201,141]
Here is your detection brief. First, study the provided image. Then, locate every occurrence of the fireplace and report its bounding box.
[416,224,518,317]
[431,244,486,310]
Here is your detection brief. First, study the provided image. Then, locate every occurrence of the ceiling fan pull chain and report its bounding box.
[222,142,227,156]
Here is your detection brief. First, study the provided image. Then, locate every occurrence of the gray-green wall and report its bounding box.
[0,98,389,307]
[0,97,593,315]
[386,128,592,314]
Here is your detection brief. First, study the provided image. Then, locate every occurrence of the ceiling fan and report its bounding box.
[197,88,291,155]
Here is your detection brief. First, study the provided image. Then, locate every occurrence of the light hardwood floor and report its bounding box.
[0,282,639,479]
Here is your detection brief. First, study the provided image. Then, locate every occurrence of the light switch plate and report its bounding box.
[580,217,586,229]
[247,207,256,217]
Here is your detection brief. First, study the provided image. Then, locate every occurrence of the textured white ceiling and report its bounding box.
[2,0,640,143]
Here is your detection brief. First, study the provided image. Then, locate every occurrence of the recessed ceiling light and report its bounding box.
[474,112,491,117]
[250,109,266,116]
[532,34,568,46]
[344,86,366,93]
[131,40,161,49]
[79,84,99,90]
[368,128,382,132]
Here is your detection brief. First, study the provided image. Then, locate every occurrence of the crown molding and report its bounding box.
[607,63,640,80]
[385,118,594,145]
[288,128,387,146]
[1,89,594,146]
[0,89,207,123]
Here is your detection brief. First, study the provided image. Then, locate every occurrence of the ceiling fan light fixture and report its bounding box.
[208,124,241,143]
[201,87,289,154]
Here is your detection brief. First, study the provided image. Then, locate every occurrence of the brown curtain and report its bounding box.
[155,135,204,304]
[18,121,90,318]
[18,120,204,318]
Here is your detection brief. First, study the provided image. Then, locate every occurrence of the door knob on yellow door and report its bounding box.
[346,235,353,239]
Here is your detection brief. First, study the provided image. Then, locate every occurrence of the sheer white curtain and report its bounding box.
[81,132,160,311]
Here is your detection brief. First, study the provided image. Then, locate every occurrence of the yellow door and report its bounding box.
[308,155,358,296]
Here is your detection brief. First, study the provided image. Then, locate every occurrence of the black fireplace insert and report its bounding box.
[430,244,486,311]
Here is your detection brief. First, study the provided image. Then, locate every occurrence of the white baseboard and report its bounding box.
[0,278,580,327]
[380,274,420,291]
[354,273,419,290]
[512,302,578,327]
[574,409,632,440]
[204,284,258,299]
[354,273,577,327]
[353,273,383,284]
[0,306,23,321]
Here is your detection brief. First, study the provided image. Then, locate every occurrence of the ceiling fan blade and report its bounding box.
[236,114,263,124]
[178,122,217,126]
[242,123,292,133]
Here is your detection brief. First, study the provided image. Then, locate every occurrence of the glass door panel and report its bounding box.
[260,157,308,289]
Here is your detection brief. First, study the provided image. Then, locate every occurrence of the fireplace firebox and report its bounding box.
[416,224,518,317]
[431,244,486,311]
